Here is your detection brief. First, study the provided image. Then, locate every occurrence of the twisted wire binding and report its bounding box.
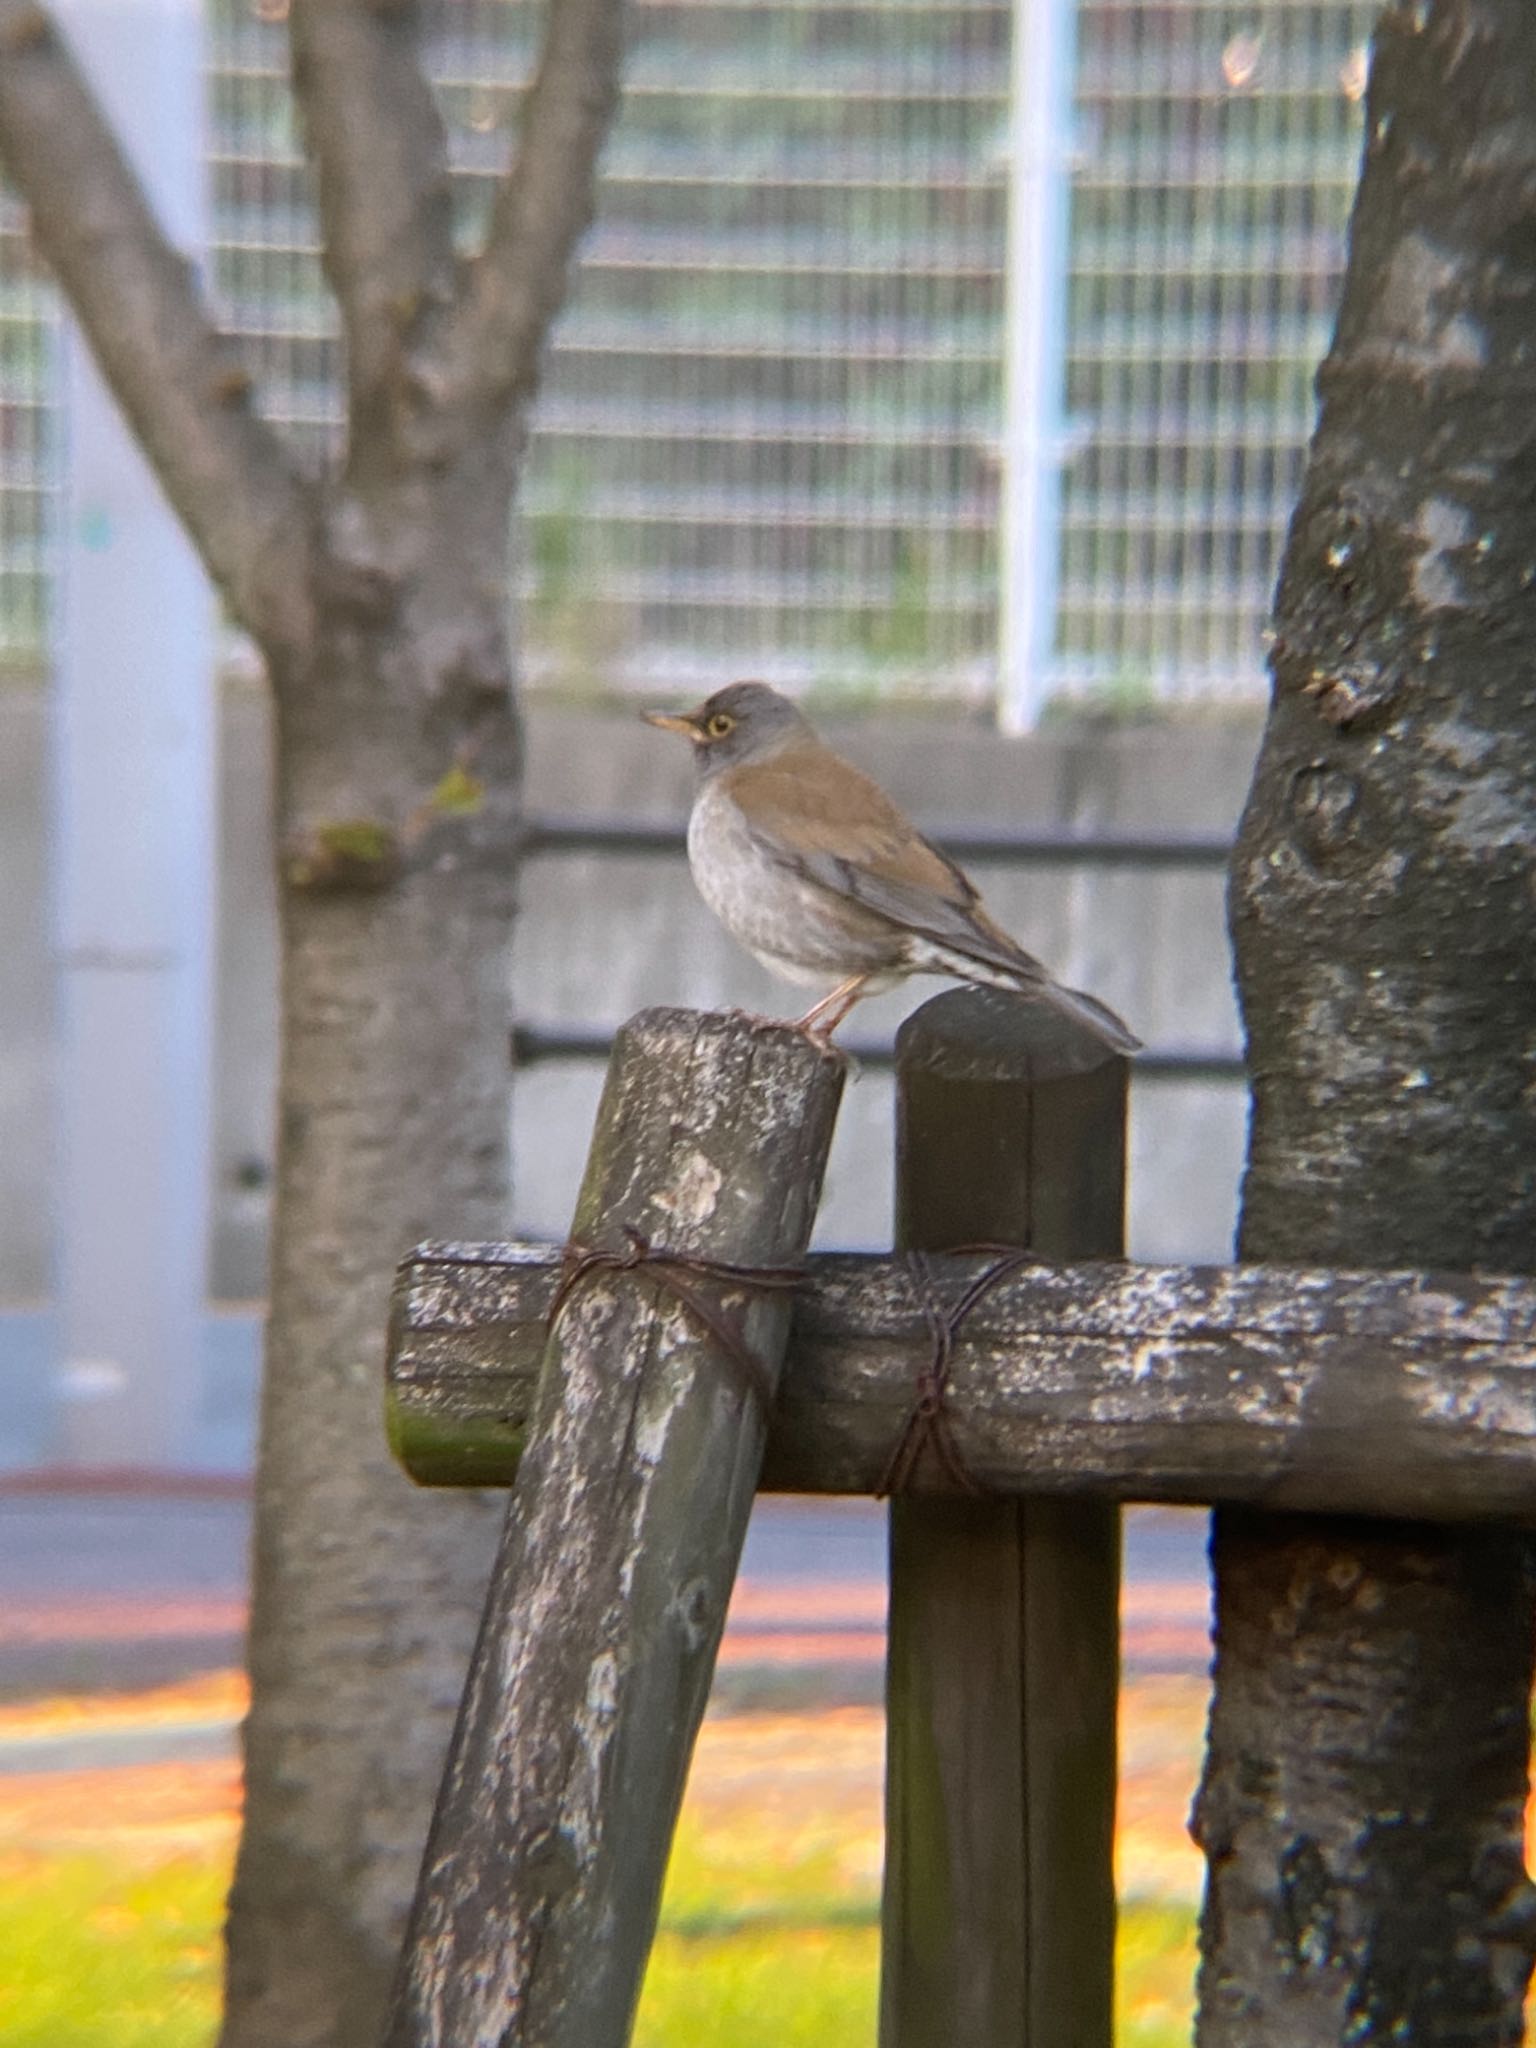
[546,1225,805,1415]
[878,1244,1038,1497]
[541,1228,1033,1489]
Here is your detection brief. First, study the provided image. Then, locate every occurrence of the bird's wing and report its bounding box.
[728,749,1052,986]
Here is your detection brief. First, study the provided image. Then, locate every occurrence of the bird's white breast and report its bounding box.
[687,779,890,987]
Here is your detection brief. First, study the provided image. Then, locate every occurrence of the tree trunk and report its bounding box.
[1197,5,1536,2041]
[221,467,525,2048]
[0,0,622,2032]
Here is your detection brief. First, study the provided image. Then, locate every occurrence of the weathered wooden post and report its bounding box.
[881,988,1125,2048]
[382,1008,842,2048]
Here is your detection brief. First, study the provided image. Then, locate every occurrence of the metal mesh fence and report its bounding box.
[0,189,54,673]
[207,0,1010,697]
[1059,0,1378,703]
[0,0,1377,707]
[515,0,1010,700]
[210,0,338,463]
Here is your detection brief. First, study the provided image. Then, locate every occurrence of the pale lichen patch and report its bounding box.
[1300,966,1395,1091]
[1404,1366,1536,1440]
[1411,497,1474,610]
[1367,233,1488,374]
[1419,714,1525,853]
[1424,713,1498,771]
[653,1148,724,1228]
[632,1394,676,1468]
[1128,1341,1163,1384]
[564,1648,624,1859]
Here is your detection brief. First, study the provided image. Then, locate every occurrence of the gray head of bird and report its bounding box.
[642,681,813,778]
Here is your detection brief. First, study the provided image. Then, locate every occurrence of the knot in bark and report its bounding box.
[1277,488,1417,729]
[317,494,404,624]
[1477,1845,1536,1956]
[1298,662,1402,730]
[1278,1834,1346,1976]
[1288,761,1363,867]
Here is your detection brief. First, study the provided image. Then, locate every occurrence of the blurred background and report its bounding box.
[0,6,1386,2039]
[1,0,1379,1474]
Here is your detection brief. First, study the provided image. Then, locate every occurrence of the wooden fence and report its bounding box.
[379,991,1536,2047]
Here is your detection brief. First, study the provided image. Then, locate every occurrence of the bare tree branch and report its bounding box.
[288,0,457,464]
[0,0,315,658]
[436,0,624,436]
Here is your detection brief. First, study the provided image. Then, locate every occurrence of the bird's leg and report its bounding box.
[794,975,870,1043]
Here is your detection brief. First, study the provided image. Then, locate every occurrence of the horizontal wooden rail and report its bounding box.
[389,1245,1536,1523]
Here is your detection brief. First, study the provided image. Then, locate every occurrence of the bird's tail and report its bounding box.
[910,932,1142,1054]
[1038,977,1142,1055]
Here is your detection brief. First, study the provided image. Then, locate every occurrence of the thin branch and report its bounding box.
[0,0,315,659]
[288,0,457,462]
[436,0,624,436]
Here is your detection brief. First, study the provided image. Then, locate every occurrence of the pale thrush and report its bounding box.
[643,681,1141,1052]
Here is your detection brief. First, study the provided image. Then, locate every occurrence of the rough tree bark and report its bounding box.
[0,3,624,2044]
[1197,4,1536,2042]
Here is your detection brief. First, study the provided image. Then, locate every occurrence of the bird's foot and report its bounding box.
[793,974,871,1043]
[719,1006,851,1066]
[800,1023,855,1071]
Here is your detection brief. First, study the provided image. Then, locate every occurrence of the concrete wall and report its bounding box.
[0,682,1263,1304]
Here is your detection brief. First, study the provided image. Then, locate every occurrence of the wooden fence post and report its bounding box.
[382,1008,843,2048]
[881,987,1126,2048]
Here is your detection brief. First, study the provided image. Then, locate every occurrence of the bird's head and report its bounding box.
[642,681,813,777]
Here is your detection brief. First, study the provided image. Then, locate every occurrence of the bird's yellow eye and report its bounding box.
[706,712,735,739]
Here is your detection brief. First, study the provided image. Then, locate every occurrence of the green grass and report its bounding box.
[640,1925,881,2045]
[641,1907,1195,2048]
[0,1853,225,2047]
[1117,1899,1200,2048]
[0,1839,1196,2045]
[639,1832,1195,2048]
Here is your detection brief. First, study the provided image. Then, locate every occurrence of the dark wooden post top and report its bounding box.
[882,986,1126,2048]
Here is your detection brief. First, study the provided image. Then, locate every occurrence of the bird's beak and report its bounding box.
[641,709,705,743]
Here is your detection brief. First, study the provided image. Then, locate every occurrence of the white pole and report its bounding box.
[49,0,214,1465]
[998,0,1077,732]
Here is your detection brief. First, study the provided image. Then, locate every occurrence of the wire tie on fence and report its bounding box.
[547,1226,805,1416]
[878,1242,1039,1498]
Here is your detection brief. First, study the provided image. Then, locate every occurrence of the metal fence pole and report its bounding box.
[999,0,1077,731]
[49,0,214,1464]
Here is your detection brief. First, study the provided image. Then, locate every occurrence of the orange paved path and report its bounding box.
[0,1668,1214,1901]
[11,1670,1532,1909]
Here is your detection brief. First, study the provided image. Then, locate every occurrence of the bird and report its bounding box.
[642,681,1141,1052]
